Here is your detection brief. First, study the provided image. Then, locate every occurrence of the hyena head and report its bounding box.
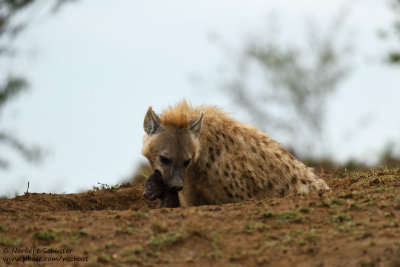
[142,106,203,192]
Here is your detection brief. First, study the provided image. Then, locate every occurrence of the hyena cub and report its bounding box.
[142,101,329,207]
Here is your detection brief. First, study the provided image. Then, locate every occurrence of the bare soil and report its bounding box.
[0,169,400,267]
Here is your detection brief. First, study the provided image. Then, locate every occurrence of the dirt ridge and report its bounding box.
[0,169,399,267]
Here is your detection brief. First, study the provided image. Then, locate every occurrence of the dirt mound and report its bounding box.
[0,184,157,213]
[0,169,399,267]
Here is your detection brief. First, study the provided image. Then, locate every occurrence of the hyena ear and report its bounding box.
[144,107,162,136]
[189,112,203,138]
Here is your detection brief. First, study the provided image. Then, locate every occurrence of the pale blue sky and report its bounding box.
[1,0,399,196]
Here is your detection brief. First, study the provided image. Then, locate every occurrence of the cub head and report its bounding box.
[142,106,203,191]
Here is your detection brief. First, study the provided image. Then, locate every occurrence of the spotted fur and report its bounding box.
[142,101,329,207]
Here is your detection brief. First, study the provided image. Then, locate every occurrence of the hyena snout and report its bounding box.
[158,168,184,192]
[167,175,183,192]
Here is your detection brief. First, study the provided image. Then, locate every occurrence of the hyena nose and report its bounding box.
[170,185,183,192]
[168,176,183,192]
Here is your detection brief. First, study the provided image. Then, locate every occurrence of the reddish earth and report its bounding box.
[0,168,399,266]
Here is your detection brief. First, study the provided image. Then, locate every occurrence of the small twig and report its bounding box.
[319,162,325,176]
[25,181,29,194]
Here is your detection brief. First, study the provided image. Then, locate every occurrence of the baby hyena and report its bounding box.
[142,101,329,207]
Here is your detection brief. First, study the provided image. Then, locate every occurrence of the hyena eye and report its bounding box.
[160,156,172,165]
[183,159,191,168]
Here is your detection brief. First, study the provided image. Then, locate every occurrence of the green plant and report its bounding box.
[326,212,352,223]
[0,236,20,247]
[148,232,186,249]
[277,211,306,223]
[34,231,56,241]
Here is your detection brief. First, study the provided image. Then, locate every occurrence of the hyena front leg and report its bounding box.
[143,171,180,208]
[159,188,180,208]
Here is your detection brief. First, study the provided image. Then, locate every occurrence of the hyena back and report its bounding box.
[142,101,329,207]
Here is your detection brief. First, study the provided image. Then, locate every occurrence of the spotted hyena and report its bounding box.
[142,101,329,207]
